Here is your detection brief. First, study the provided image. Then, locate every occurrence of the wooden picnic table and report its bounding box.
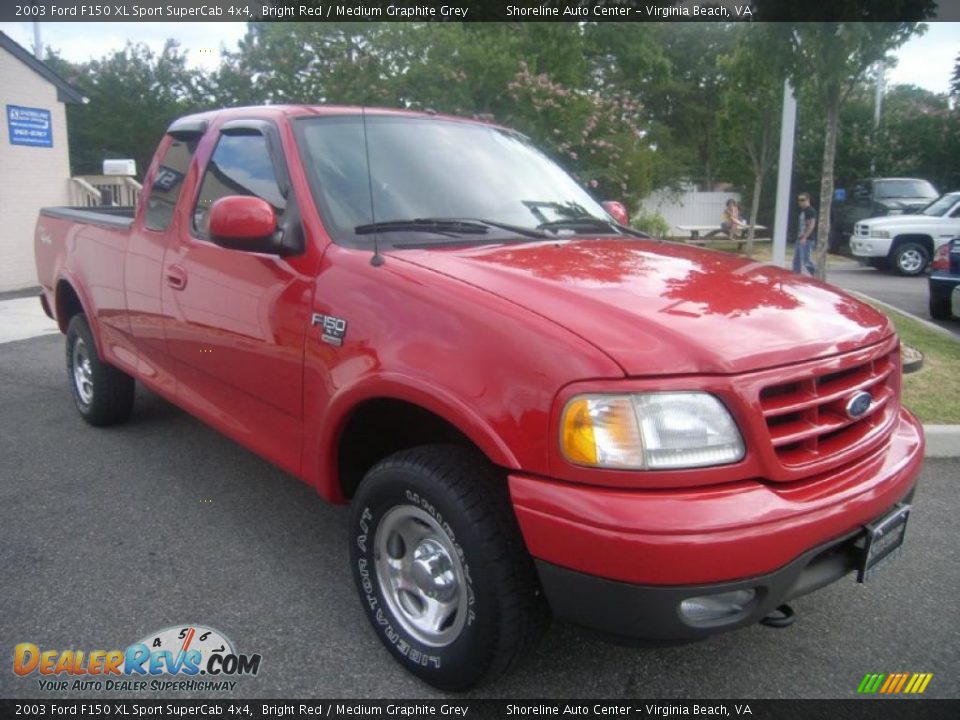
[675,225,769,252]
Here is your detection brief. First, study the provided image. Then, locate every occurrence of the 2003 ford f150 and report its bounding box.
[35,106,924,690]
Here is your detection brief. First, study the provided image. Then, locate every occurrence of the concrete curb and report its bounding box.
[922,426,960,459]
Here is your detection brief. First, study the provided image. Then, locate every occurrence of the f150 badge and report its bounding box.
[312,313,347,346]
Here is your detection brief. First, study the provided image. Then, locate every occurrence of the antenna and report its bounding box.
[361,106,384,267]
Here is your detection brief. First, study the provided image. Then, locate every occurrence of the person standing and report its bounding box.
[793,192,818,276]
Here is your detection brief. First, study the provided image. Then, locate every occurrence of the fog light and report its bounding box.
[679,589,756,624]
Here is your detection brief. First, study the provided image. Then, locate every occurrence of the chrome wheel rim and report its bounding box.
[899,249,924,273]
[374,505,468,647]
[72,337,94,406]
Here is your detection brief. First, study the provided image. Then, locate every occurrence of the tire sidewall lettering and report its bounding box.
[353,486,482,675]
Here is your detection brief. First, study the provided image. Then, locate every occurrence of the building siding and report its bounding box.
[0,48,72,292]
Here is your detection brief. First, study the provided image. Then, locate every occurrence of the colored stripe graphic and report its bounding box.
[857,673,932,694]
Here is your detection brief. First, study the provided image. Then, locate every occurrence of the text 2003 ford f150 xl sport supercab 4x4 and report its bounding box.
[35,106,924,690]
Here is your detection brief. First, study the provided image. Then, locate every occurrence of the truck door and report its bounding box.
[124,130,199,395]
[161,121,309,476]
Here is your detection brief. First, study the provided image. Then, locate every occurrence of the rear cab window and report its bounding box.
[144,138,197,231]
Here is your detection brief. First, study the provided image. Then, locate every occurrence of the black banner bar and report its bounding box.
[1,700,958,720]
[1,0,957,23]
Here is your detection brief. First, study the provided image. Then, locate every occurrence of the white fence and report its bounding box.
[69,175,142,208]
[640,189,742,238]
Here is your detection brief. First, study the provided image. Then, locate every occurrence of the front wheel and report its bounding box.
[349,445,547,690]
[66,314,135,426]
[892,242,930,276]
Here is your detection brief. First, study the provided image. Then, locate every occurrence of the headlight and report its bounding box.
[871,230,890,239]
[560,392,745,470]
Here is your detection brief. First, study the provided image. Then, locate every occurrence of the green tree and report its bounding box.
[717,25,785,256]
[875,85,960,191]
[209,23,402,106]
[775,16,931,278]
[46,41,206,178]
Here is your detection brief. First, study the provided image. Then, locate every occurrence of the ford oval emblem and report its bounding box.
[845,391,872,419]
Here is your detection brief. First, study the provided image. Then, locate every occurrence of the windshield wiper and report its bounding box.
[538,216,646,237]
[355,219,490,237]
[355,217,548,240]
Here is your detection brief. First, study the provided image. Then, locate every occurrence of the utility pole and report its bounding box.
[871,60,885,175]
[32,22,42,59]
[772,79,797,268]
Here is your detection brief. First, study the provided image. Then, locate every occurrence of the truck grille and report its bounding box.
[855,224,870,237]
[759,348,898,467]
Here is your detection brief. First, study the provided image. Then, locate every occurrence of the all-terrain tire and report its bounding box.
[349,445,547,690]
[65,314,135,426]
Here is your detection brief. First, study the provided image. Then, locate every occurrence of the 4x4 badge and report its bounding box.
[311,313,347,347]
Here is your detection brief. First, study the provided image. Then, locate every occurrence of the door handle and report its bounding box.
[165,265,187,291]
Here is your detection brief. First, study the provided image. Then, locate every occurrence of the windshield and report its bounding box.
[920,193,960,217]
[293,114,613,246]
[874,179,937,199]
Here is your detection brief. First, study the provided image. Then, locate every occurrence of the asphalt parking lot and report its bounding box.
[1,333,958,700]
[826,260,960,339]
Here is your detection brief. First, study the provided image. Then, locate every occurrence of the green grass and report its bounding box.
[870,304,960,424]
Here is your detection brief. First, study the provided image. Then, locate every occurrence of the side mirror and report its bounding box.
[209,196,278,252]
[602,200,629,226]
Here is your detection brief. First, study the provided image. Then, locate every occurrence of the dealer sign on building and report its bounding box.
[7,104,53,148]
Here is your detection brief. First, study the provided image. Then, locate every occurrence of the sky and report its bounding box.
[0,20,958,94]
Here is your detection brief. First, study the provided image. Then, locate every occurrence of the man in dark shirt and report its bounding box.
[793,192,818,276]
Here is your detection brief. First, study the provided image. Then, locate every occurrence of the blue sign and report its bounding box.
[834,188,846,202]
[7,105,53,148]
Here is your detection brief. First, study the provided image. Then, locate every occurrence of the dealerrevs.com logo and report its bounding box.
[13,625,262,693]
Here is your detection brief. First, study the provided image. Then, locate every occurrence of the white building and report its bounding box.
[0,32,84,292]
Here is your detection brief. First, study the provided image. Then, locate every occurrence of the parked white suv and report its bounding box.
[851,192,960,275]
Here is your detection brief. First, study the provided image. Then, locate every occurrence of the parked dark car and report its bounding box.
[929,238,960,320]
[831,178,939,252]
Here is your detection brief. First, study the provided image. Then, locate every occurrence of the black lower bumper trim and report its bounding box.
[536,492,914,643]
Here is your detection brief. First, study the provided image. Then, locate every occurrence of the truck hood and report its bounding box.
[859,214,940,229]
[391,238,893,376]
[876,198,933,213]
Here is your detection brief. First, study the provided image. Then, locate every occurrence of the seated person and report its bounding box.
[721,199,748,238]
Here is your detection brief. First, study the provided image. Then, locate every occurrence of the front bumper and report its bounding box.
[851,237,893,257]
[509,408,924,641]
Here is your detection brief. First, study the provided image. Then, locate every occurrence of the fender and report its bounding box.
[54,272,100,351]
[311,372,521,503]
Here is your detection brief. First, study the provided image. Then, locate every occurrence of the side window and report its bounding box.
[144,138,196,231]
[193,133,286,237]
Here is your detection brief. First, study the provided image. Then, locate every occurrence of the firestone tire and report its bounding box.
[65,314,135,426]
[349,445,547,691]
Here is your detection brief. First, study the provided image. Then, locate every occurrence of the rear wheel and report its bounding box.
[65,314,134,426]
[892,242,930,276]
[349,445,547,690]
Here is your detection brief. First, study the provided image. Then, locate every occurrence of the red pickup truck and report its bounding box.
[35,106,923,690]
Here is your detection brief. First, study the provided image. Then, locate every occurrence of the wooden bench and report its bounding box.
[675,225,769,252]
